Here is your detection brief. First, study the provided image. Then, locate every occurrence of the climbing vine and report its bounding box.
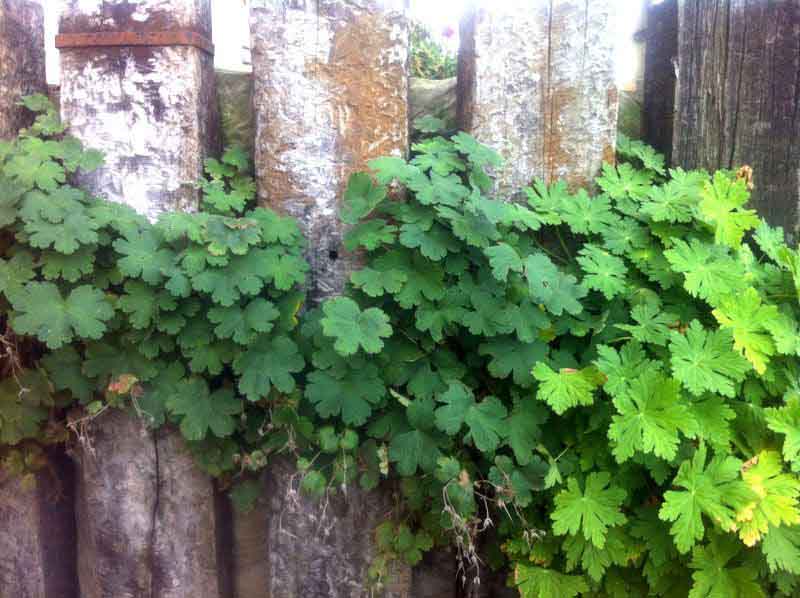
[3,99,800,597]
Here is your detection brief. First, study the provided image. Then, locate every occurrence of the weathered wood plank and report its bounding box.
[58,2,222,596]
[0,453,78,598]
[0,4,77,597]
[59,0,220,220]
[0,0,46,138]
[458,0,618,195]
[643,0,677,160]
[672,0,800,234]
[250,0,409,303]
[248,2,412,596]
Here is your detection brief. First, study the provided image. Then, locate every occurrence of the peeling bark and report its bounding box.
[672,0,800,236]
[458,0,618,195]
[58,2,222,596]
[0,0,46,138]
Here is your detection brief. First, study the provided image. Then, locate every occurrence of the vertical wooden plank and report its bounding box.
[250,0,409,303]
[0,0,46,138]
[0,462,78,598]
[248,1,412,596]
[643,0,678,160]
[0,3,78,597]
[58,2,222,596]
[672,0,800,234]
[59,0,220,220]
[458,0,618,195]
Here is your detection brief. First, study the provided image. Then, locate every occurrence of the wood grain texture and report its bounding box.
[73,410,221,598]
[58,3,222,596]
[0,453,78,598]
[59,0,220,221]
[248,2,414,595]
[643,0,678,160]
[0,0,46,139]
[673,0,800,234]
[458,0,618,195]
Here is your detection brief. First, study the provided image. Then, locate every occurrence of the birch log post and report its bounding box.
[453,2,618,593]
[671,0,800,236]
[458,0,618,195]
[58,1,222,596]
[0,0,46,138]
[246,1,412,596]
[0,4,78,597]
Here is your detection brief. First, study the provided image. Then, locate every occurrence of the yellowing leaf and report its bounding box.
[712,288,778,374]
[699,171,759,248]
[736,451,800,546]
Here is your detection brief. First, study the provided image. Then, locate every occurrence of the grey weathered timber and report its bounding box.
[672,0,800,235]
[248,1,412,596]
[0,454,78,598]
[250,0,409,304]
[265,456,411,598]
[73,412,220,597]
[643,0,677,160]
[458,0,618,195]
[58,2,221,596]
[0,0,46,138]
[0,4,77,596]
[229,460,413,598]
[59,0,220,221]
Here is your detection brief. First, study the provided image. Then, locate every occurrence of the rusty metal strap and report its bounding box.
[55,31,214,56]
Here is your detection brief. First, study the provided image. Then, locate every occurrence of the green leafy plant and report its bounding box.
[301,128,800,595]
[4,96,800,598]
[410,21,457,80]
[0,96,309,487]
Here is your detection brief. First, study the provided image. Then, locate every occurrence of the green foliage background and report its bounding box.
[410,21,457,80]
[4,99,800,598]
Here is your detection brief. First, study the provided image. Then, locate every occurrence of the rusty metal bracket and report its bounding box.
[55,31,214,56]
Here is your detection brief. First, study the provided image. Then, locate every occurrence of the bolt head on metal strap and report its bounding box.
[55,31,214,56]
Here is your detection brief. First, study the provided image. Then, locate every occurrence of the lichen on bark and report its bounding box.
[458,0,618,195]
[250,0,408,303]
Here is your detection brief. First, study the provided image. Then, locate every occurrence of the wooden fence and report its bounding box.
[0,0,798,597]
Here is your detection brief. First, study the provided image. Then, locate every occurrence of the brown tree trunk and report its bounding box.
[0,0,46,138]
[458,0,619,195]
[58,2,223,596]
[643,0,678,161]
[672,0,800,233]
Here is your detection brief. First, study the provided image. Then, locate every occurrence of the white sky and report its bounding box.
[43,0,645,87]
